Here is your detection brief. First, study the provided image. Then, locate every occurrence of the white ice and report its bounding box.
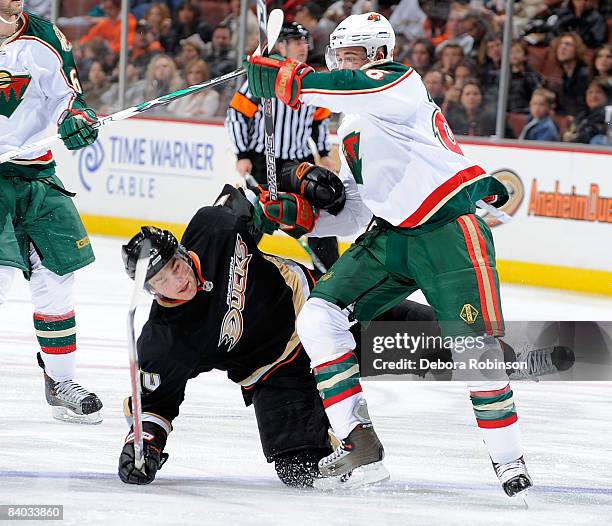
[1,236,611,526]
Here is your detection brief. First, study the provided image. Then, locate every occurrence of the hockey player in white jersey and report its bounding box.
[0,0,103,423]
[244,13,532,496]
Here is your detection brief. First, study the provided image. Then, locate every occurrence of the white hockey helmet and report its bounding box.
[325,12,396,71]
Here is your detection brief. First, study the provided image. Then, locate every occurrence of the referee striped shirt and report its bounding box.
[225,80,331,161]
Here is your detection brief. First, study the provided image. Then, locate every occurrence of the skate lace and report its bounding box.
[321,442,347,465]
[55,380,90,405]
[494,459,526,483]
[514,346,554,380]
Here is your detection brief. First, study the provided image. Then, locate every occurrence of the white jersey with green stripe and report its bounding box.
[0,11,84,162]
[300,60,488,235]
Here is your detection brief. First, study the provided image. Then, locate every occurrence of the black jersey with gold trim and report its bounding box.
[132,185,315,431]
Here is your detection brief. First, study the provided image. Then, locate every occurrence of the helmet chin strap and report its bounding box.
[0,5,22,26]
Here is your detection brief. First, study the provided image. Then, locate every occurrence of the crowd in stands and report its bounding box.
[55,0,612,144]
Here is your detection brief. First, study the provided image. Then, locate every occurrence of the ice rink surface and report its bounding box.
[1,236,611,526]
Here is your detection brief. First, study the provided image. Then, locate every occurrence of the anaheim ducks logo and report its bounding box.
[219,234,252,352]
[482,169,525,228]
[0,70,31,118]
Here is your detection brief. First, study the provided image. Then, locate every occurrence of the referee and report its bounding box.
[225,22,339,274]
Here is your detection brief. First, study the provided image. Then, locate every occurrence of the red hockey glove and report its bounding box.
[256,191,319,238]
[244,55,314,110]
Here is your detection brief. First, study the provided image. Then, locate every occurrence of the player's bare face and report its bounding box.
[335,47,368,70]
[148,257,198,301]
[0,0,22,18]
[284,38,309,63]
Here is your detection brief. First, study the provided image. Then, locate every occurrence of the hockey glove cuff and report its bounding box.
[256,191,318,238]
[244,55,314,110]
[118,421,169,485]
[280,162,346,215]
[58,108,99,151]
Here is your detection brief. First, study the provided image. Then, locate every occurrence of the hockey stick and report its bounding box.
[0,10,284,165]
[256,0,279,200]
[126,238,151,474]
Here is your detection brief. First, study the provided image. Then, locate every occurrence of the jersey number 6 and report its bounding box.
[432,109,463,155]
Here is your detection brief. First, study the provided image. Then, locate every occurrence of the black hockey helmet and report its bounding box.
[121,226,188,283]
[279,22,311,43]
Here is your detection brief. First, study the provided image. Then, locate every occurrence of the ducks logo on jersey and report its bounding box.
[0,70,31,118]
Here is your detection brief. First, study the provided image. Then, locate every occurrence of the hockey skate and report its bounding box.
[38,353,103,424]
[314,400,389,490]
[509,345,575,381]
[493,456,533,498]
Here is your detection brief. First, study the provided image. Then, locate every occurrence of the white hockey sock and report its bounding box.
[469,382,523,464]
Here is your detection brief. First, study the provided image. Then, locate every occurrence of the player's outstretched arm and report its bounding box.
[243,55,418,117]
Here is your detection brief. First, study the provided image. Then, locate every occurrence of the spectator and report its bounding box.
[203,25,237,78]
[446,79,500,137]
[453,58,477,87]
[169,59,220,119]
[406,38,435,75]
[175,34,205,69]
[131,21,164,73]
[441,81,462,114]
[548,32,590,116]
[552,0,608,49]
[436,41,464,77]
[164,1,210,54]
[591,44,612,83]
[388,0,426,43]
[82,60,112,111]
[478,33,503,105]
[563,78,612,143]
[512,0,548,38]
[221,0,259,52]
[128,54,185,114]
[294,2,335,68]
[458,10,490,58]
[77,37,114,82]
[421,0,454,46]
[99,63,142,113]
[423,68,447,106]
[80,0,136,56]
[508,39,541,113]
[144,2,174,49]
[518,88,560,141]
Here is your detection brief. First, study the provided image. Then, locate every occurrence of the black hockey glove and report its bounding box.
[280,161,346,215]
[118,422,169,485]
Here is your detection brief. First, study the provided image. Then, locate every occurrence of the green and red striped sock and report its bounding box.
[33,311,77,355]
[314,351,362,409]
[470,383,518,429]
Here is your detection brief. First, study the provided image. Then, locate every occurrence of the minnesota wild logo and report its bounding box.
[342,131,363,184]
[0,70,31,118]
